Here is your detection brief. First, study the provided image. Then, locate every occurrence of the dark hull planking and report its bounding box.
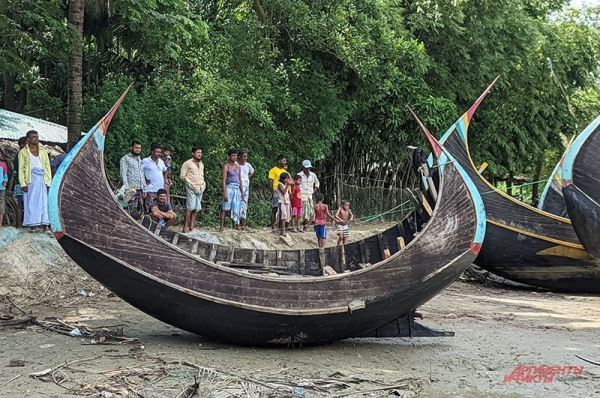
[57,234,472,345]
[561,116,600,262]
[538,179,568,218]
[475,222,600,292]
[563,185,600,262]
[49,89,483,345]
[431,84,600,293]
[445,131,600,293]
[142,214,418,276]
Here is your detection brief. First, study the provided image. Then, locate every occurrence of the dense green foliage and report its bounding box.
[1,0,599,225]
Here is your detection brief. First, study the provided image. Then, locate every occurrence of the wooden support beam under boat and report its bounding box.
[359,240,367,263]
[299,250,306,275]
[339,244,347,271]
[209,244,217,262]
[377,233,387,259]
[417,191,433,217]
[318,248,326,270]
[190,240,199,255]
[323,265,337,276]
[397,236,405,251]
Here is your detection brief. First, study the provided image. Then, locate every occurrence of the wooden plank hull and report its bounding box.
[48,89,484,345]
[563,185,600,262]
[560,116,600,262]
[538,162,568,217]
[58,234,472,345]
[475,222,600,292]
[433,87,600,293]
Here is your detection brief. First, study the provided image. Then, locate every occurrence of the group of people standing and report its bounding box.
[268,156,354,246]
[119,142,255,233]
[119,142,354,247]
[0,130,53,231]
[0,134,355,249]
[119,141,194,231]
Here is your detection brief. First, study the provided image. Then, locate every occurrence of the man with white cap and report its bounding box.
[297,159,320,232]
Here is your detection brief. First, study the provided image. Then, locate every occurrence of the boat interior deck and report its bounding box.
[140,215,421,277]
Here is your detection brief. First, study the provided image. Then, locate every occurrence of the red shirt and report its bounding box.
[291,185,302,208]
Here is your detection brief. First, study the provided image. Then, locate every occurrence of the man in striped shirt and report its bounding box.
[119,140,146,218]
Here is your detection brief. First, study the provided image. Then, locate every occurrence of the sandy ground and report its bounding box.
[0,227,599,397]
[179,222,399,250]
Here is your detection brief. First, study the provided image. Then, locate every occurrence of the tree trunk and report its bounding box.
[67,0,84,149]
[3,74,16,111]
[531,158,543,207]
[252,0,268,23]
[507,173,514,197]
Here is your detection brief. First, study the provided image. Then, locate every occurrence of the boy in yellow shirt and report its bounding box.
[267,155,287,230]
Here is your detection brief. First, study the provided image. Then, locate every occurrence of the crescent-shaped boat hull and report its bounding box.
[57,234,473,345]
[558,115,600,263]
[49,88,485,345]
[563,185,600,262]
[474,222,599,291]
[428,81,600,293]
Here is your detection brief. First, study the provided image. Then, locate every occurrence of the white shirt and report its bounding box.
[29,153,42,170]
[297,171,320,199]
[142,156,167,192]
[239,162,255,189]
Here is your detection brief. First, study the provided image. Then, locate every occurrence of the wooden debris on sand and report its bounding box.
[25,350,423,398]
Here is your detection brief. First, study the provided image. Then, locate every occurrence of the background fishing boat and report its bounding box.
[556,116,600,262]
[428,81,600,293]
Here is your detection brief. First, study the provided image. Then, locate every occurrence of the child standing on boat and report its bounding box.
[335,200,354,245]
[312,193,335,248]
[290,175,303,232]
[276,173,293,236]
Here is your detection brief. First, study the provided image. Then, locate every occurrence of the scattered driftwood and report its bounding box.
[0,316,35,328]
[26,351,423,398]
[461,265,539,290]
[34,317,141,345]
[8,359,25,367]
[576,355,600,367]
[175,377,199,398]
[0,374,22,389]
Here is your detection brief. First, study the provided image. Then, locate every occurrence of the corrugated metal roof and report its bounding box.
[0,109,67,143]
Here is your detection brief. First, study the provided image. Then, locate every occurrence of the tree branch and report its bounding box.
[252,0,267,23]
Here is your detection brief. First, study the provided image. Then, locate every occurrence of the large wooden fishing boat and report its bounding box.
[537,145,571,218]
[49,88,486,346]
[554,116,600,261]
[429,81,600,293]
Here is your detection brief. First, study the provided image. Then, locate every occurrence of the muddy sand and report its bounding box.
[0,227,599,397]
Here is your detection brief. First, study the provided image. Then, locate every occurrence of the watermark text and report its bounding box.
[504,364,584,383]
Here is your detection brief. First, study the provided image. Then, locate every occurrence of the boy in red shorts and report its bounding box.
[291,175,303,232]
[312,193,336,248]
